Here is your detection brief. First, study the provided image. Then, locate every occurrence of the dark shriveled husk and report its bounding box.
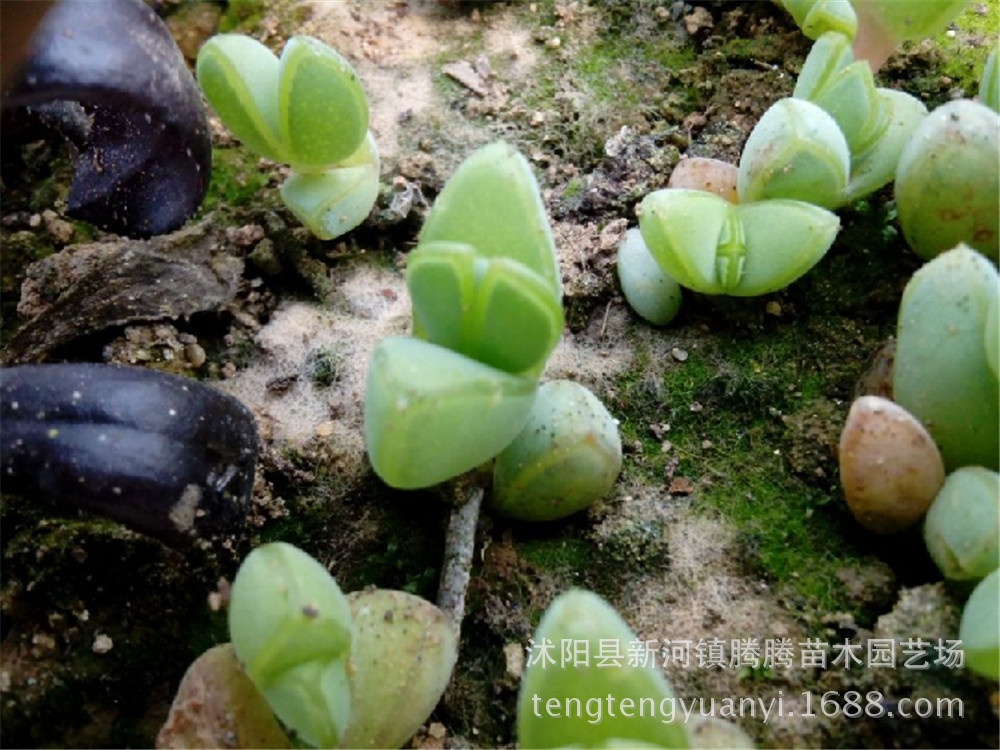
[0,364,258,545]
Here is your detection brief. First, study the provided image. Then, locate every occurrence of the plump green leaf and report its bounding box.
[780,0,857,39]
[363,337,538,489]
[737,97,850,209]
[639,189,733,295]
[280,131,380,239]
[859,0,970,43]
[492,380,622,521]
[924,467,999,581]
[845,88,927,203]
[197,34,285,163]
[408,242,563,376]
[895,99,1000,262]
[735,199,840,296]
[959,569,1000,680]
[419,141,561,295]
[229,542,353,749]
[517,589,689,749]
[893,245,1000,470]
[616,228,683,326]
[340,590,458,748]
[638,189,838,296]
[278,36,368,169]
[794,32,887,155]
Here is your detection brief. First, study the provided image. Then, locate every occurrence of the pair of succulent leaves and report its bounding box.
[638,30,926,297]
[196,34,379,239]
[228,543,457,749]
[365,143,564,489]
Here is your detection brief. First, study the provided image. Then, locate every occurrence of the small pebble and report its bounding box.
[671,347,689,362]
[315,421,335,437]
[766,301,782,316]
[92,633,114,654]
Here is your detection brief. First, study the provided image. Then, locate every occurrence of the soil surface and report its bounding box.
[1,1,998,748]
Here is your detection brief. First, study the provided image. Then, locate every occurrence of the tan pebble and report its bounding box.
[838,395,945,534]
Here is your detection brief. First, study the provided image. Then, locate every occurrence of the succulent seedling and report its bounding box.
[491,380,623,521]
[1,0,211,237]
[894,99,1000,262]
[893,245,999,471]
[959,568,1000,680]
[228,542,354,748]
[637,188,840,296]
[517,589,690,748]
[197,34,379,240]
[223,544,457,748]
[364,142,564,489]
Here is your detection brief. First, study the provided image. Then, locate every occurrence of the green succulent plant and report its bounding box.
[893,245,999,472]
[923,467,1000,581]
[228,542,354,748]
[196,34,379,240]
[791,31,928,203]
[364,141,564,489]
[959,568,1000,681]
[225,544,457,748]
[637,188,840,296]
[491,380,623,521]
[517,589,690,749]
[894,99,1000,262]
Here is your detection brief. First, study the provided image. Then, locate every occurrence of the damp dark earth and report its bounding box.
[1,1,998,748]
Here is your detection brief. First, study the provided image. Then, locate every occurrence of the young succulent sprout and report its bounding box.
[793,32,888,156]
[893,245,999,471]
[894,99,1000,262]
[340,589,458,748]
[737,97,850,209]
[228,542,353,749]
[1,0,212,238]
[852,0,970,72]
[196,34,379,240]
[981,47,999,113]
[923,467,999,581]
[638,188,840,296]
[777,0,858,39]
[491,380,623,521]
[844,87,927,203]
[517,589,689,749]
[959,568,1000,681]
[617,228,683,326]
[364,142,562,489]
[838,395,945,534]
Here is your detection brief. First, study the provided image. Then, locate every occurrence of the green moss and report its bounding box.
[518,535,592,571]
[200,146,273,212]
[935,0,998,95]
[218,0,267,33]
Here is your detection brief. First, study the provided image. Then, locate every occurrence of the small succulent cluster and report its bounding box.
[196,34,380,240]
[364,141,622,521]
[618,4,998,325]
[159,543,458,748]
[838,245,999,681]
[517,589,753,749]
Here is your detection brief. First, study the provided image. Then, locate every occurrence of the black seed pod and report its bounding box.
[0,364,258,544]
[1,0,212,238]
